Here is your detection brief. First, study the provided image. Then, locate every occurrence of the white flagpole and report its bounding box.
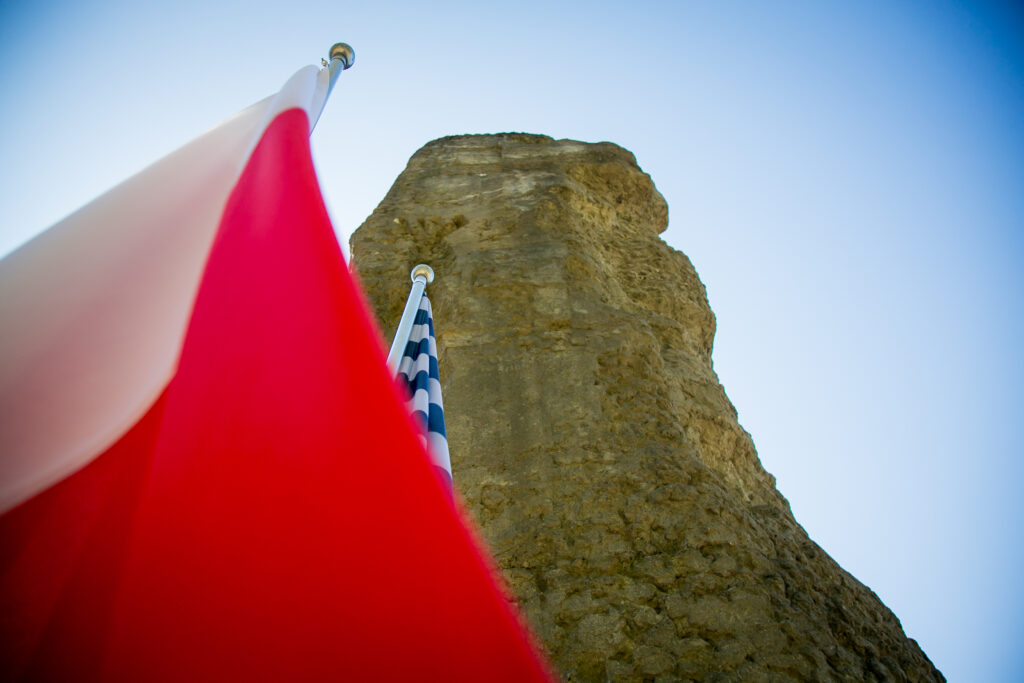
[387,264,435,374]
[307,42,355,133]
[326,43,355,98]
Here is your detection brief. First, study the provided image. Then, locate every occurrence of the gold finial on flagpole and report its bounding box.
[411,264,435,285]
[329,43,355,70]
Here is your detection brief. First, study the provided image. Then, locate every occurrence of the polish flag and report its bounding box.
[0,63,552,681]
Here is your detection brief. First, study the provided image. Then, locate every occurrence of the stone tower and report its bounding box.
[350,134,942,682]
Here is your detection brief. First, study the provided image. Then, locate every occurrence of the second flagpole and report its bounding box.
[386,264,435,373]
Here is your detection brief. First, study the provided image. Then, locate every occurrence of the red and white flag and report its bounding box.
[0,63,552,681]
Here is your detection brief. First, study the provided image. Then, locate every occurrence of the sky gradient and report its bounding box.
[2,1,1022,679]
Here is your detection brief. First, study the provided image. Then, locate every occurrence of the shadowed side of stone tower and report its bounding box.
[350,134,942,682]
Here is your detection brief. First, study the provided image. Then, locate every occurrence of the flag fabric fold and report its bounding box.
[396,294,453,490]
[0,65,552,682]
[0,63,332,514]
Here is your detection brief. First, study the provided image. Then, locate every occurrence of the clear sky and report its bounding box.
[2,1,1022,679]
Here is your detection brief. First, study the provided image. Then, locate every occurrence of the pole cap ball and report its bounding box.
[329,43,355,69]
[411,264,435,284]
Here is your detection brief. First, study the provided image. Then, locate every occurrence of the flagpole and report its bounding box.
[305,43,355,133]
[326,43,355,97]
[386,264,435,374]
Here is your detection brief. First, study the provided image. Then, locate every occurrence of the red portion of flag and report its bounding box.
[0,393,168,679]
[0,108,552,681]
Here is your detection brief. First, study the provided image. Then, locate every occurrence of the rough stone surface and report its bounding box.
[350,133,943,682]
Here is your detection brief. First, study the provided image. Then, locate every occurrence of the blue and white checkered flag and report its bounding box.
[396,294,452,491]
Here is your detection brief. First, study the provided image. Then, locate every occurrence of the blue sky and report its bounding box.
[2,1,1022,679]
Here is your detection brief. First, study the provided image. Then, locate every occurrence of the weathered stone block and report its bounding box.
[351,133,942,682]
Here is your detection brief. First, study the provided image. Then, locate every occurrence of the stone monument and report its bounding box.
[350,133,942,682]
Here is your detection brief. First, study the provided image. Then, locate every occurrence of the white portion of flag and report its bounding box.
[247,64,333,158]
